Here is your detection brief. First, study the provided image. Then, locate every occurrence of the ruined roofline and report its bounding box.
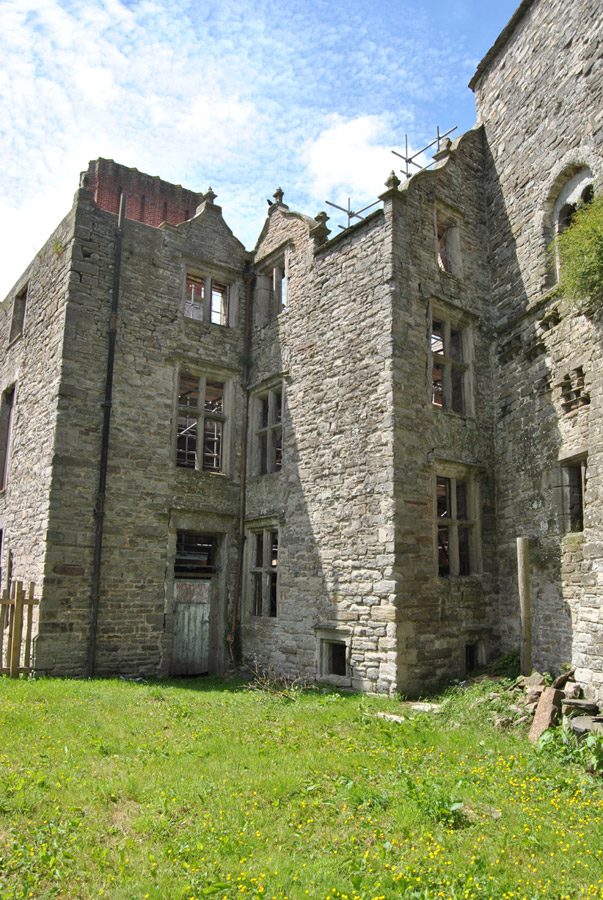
[82,158,203,229]
[468,0,536,91]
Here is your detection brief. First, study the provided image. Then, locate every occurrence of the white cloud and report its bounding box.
[300,114,430,217]
[302,115,396,206]
[0,0,515,296]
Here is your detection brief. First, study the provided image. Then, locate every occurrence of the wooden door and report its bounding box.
[172,579,211,675]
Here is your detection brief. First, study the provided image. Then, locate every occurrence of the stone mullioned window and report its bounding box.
[249,526,279,617]
[435,467,480,577]
[253,386,282,475]
[184,273,230,326]
[560,456,587,534]
[431,313,471,415]
[176,372,227,473]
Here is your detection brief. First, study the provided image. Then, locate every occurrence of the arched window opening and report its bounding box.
[553,168,594,235]
[549,167,594,281]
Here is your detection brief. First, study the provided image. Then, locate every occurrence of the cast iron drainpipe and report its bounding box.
[87,193,126,677]
[228,268,255,664]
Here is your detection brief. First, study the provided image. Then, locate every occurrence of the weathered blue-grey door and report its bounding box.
[172,579,211,675]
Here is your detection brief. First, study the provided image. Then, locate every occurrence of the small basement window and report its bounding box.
[326,641,347,676]
[465,643,477,673]
[174,532,217,577]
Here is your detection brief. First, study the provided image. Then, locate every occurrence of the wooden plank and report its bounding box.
[23,583,35,669]
[10,581,25,677]
[0,600,6,669]
[6,582,16,673]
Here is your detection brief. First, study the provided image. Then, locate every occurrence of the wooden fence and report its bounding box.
[0,581,38,676]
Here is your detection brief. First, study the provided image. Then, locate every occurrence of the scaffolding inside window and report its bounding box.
[177,374,225,473]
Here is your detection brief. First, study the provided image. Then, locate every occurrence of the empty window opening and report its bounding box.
[562,458,586,533]
[177,373,225,473]
[163,201,168,222]
[185,275,202,318]
[9,286,27,344]
[436,472,477,577]
[139,194,146,222]
[437,223,450,272]
[551,169,594,282]
[326,641,347,676]
[435,214,462,277]
[185,275,204,321]
[261,257,288,322]
[465,643,478,673]
[210,281,228,325]
[431,316,469,414]
[255,387,283,475]
[250,528,278,617]
[557,184,594,234]
[185,273,230,326]
[175,532,217,577]
[0,387,15,490]
[268,263,287,316]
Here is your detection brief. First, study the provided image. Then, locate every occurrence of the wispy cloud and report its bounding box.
[0,0,517,296]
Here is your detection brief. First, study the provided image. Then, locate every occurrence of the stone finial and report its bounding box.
[433,138,453,162]
[385,171,401,191]
[310,211,331,247]
[273,187,284,205]
[204,187,217,204]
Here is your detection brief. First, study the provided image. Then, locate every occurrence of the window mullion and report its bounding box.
[450,523,460,576]
[198,376,207,471]
[203,277,212,323]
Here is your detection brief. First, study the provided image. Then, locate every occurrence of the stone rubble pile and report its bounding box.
[483,670,603,743]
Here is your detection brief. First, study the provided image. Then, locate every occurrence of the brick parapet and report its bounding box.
[83,158,203,229]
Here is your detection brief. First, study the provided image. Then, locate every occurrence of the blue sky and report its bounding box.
[1,0,518,298]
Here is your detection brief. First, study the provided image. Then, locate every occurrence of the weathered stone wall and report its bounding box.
[243,201,399,693]
[34,188,249,676]
[3,0,602,694]
[473,0,603,693]
[389,128,498,695]
[0,203,75,629]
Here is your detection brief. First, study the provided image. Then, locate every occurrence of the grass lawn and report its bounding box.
[0,675,602,900]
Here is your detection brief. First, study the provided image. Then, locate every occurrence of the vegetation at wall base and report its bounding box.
[554,195,603,317]
[1,676,602,900]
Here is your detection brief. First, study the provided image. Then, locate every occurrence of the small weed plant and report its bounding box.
[537,720,603,777]
[553,194,603,316]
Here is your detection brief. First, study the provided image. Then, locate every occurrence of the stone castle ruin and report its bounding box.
[1,0,602,696]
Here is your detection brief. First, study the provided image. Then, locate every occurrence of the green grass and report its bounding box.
[0,676,602,900]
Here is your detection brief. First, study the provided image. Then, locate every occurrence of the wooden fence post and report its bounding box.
[517,536,532,676]
[10,581,25,678]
